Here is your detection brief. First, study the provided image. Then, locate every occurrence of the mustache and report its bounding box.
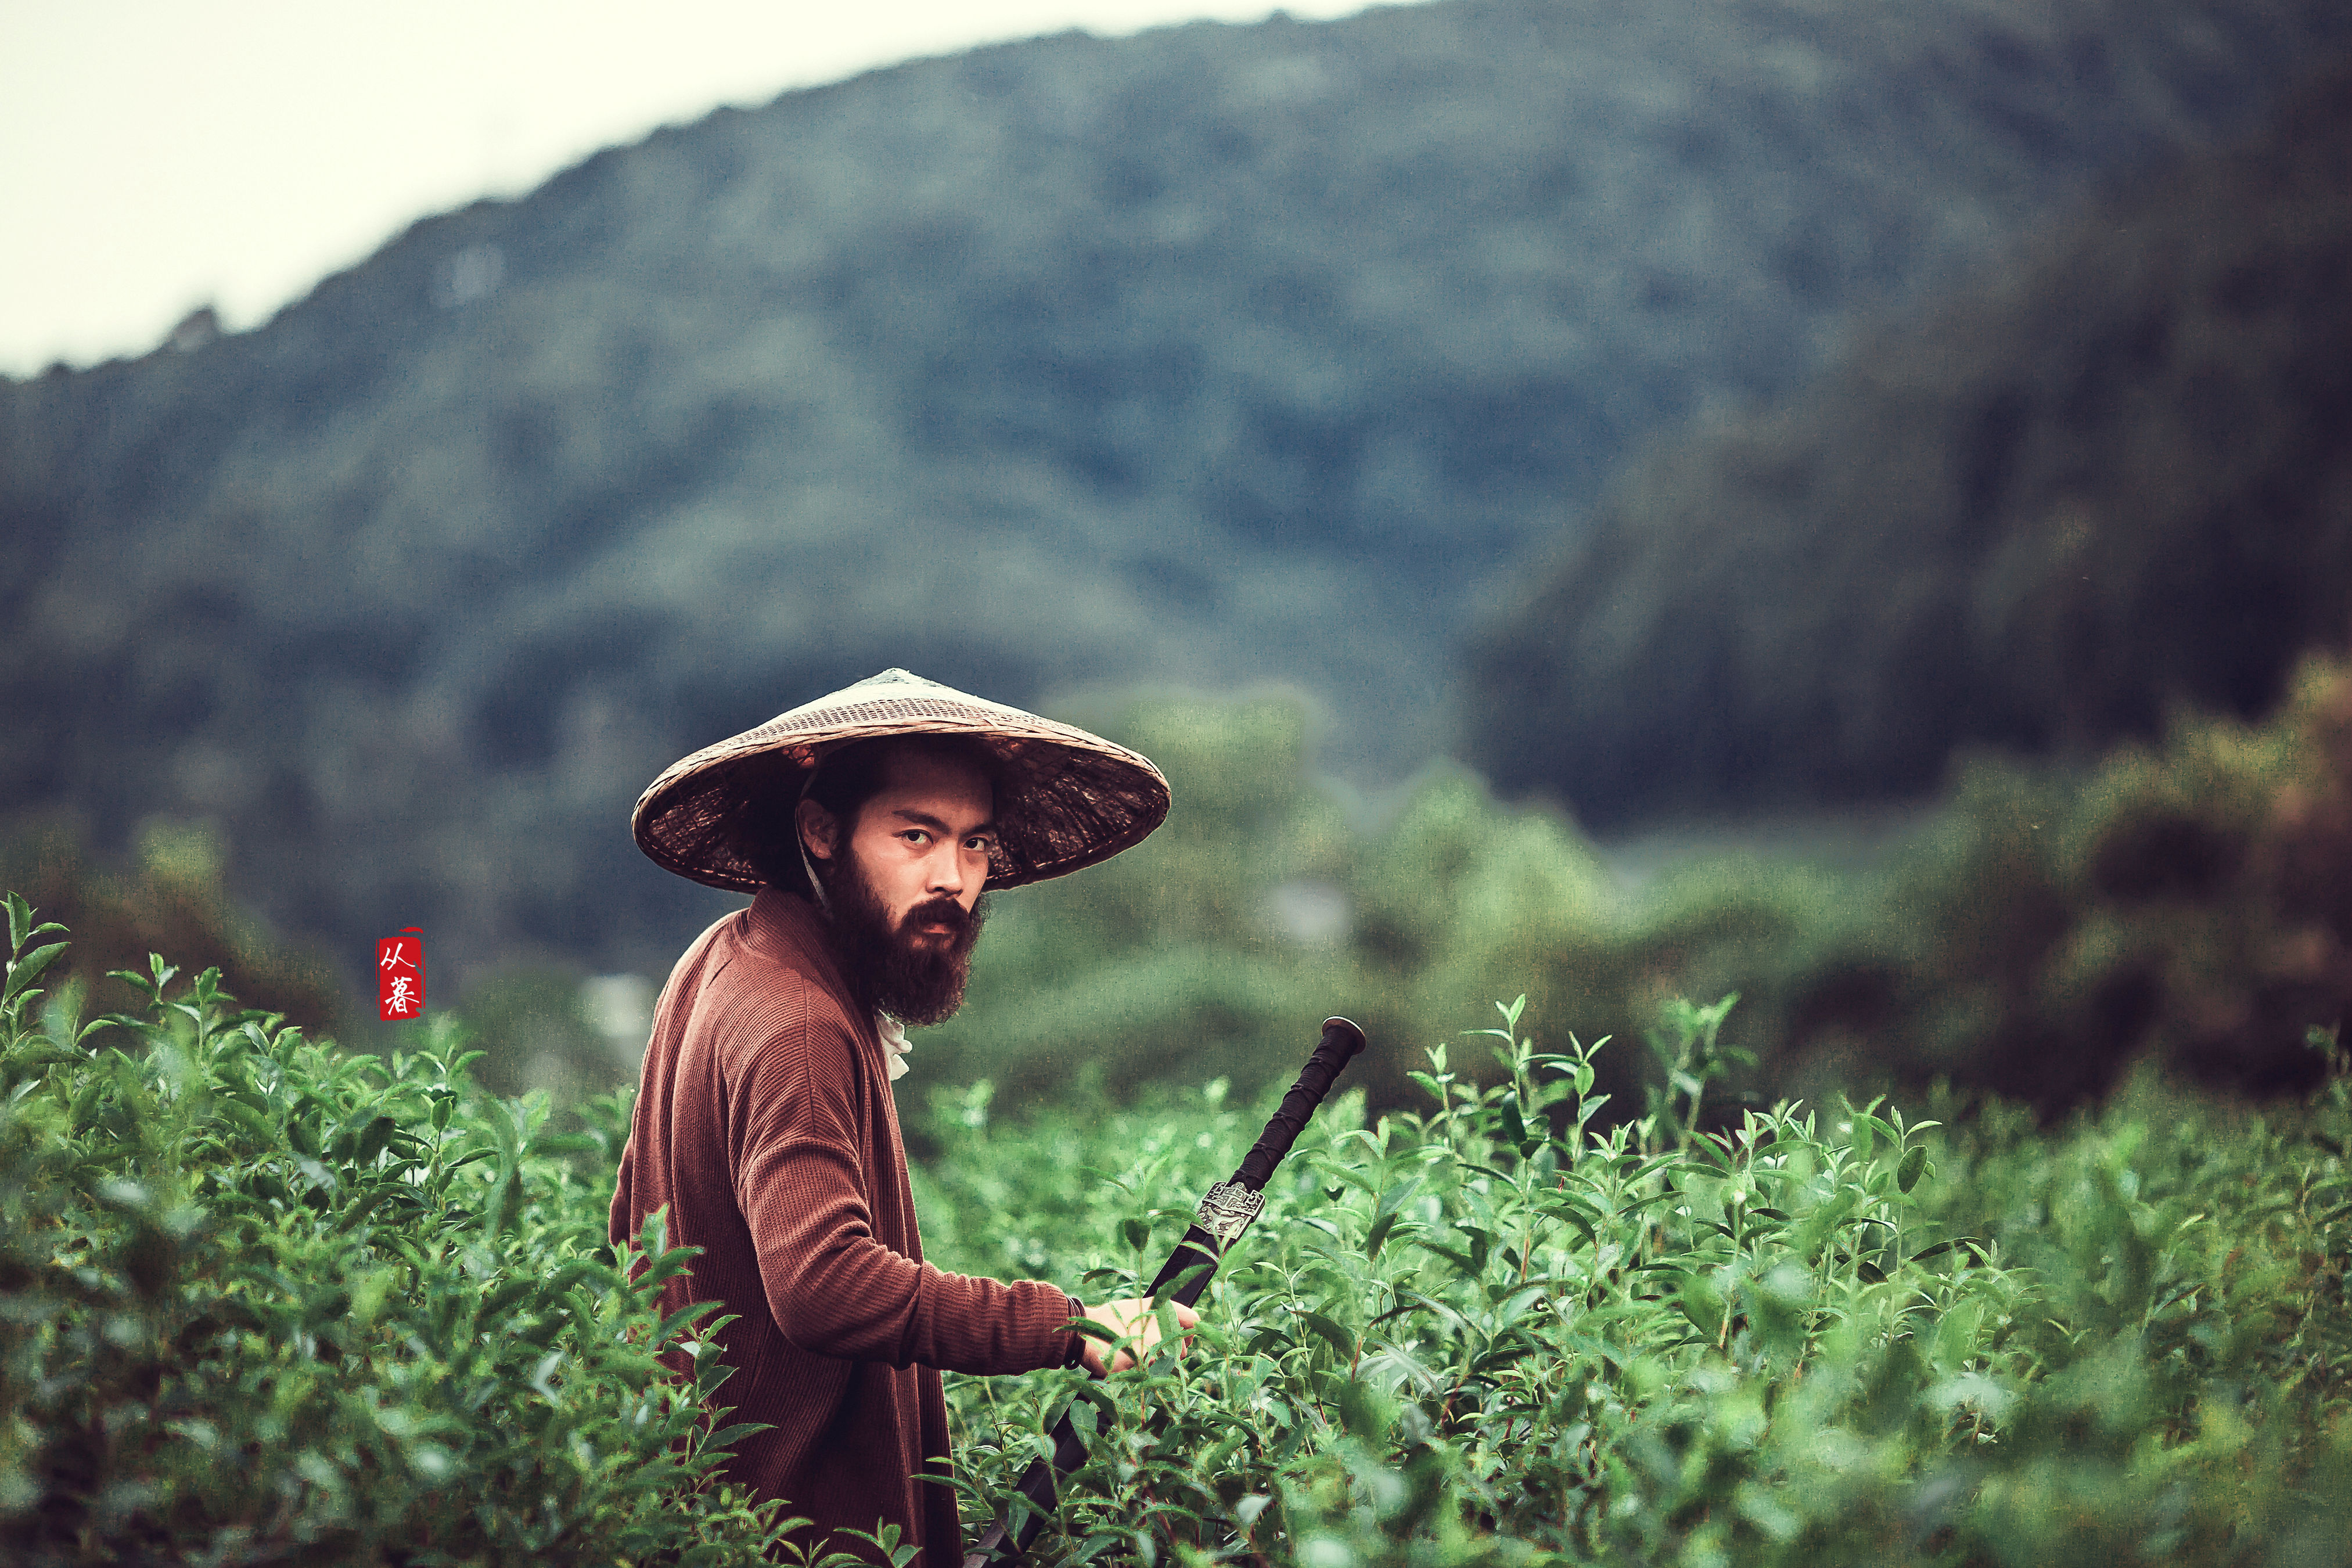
[899,896,974,935]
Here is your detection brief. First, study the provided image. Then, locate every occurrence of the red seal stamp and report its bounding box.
[377,928,425,1020]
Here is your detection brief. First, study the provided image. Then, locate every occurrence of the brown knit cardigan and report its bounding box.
[610,888,1080,1566]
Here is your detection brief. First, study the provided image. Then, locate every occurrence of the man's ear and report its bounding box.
[796,797,837,862]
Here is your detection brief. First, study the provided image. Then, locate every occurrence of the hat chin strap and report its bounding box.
[797,763,834,918]
[797,762,909,1047]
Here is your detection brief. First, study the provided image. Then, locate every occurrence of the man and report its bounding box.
[612,668,1196,1567]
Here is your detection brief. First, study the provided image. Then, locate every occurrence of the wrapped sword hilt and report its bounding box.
[1143,1016,1368,1307]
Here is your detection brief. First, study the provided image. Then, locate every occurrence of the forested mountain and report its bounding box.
[1469,57,2352,828]
[5,0,2345,984]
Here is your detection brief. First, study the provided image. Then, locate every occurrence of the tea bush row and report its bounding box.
[8,894,2351,1565]
[920,1002,2352,1565]
[0,893,790,1566]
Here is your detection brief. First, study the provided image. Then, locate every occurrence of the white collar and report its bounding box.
[876,1012,913,1081]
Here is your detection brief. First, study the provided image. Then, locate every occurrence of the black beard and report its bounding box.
[820,859,988,1027]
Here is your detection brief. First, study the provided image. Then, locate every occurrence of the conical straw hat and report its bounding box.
[632,668,1170,893]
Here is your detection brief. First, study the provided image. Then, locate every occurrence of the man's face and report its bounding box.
[799,749,994,1024]
[833,749,993,931]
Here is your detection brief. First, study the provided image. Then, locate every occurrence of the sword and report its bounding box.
[962,1016,1371,1567]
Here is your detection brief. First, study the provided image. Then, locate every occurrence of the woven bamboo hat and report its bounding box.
[632,668,1170,893]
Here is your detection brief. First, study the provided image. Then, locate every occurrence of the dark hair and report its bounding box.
[740,733,1002,897]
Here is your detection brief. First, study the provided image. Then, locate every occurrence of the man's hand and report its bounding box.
[1079,1297,1199,1376]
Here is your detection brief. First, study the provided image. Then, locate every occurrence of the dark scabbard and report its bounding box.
[962,1016,1369,1568]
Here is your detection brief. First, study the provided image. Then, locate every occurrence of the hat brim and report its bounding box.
[632,674,1170,894]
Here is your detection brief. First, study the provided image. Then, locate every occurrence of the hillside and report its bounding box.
[6,0,2345,984]
[1469,56,2352,828]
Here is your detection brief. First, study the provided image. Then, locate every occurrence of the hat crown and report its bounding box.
[783,667,989,726]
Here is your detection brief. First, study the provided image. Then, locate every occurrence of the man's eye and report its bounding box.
[966,836,994,853]
[902,830,930,845]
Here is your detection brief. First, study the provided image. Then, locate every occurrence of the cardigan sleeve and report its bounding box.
[728,1005,1073,1376]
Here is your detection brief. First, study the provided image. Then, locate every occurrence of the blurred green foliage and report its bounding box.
[0,816,345,1033]
[1779,652,2352,1110]
[930,654,2352,1123]
[451,965,632,1109]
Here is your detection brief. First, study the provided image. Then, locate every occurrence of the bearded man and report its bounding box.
[612,667,1193,1567]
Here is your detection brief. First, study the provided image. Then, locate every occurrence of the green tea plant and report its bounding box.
[8,893,2350,1566]
[923,1001,2352,1566]
[0,893,787,1566]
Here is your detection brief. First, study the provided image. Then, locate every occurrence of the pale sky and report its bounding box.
[2,0,1379,376]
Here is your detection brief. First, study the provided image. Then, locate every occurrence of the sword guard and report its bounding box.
[1195,1179,1265,1245]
